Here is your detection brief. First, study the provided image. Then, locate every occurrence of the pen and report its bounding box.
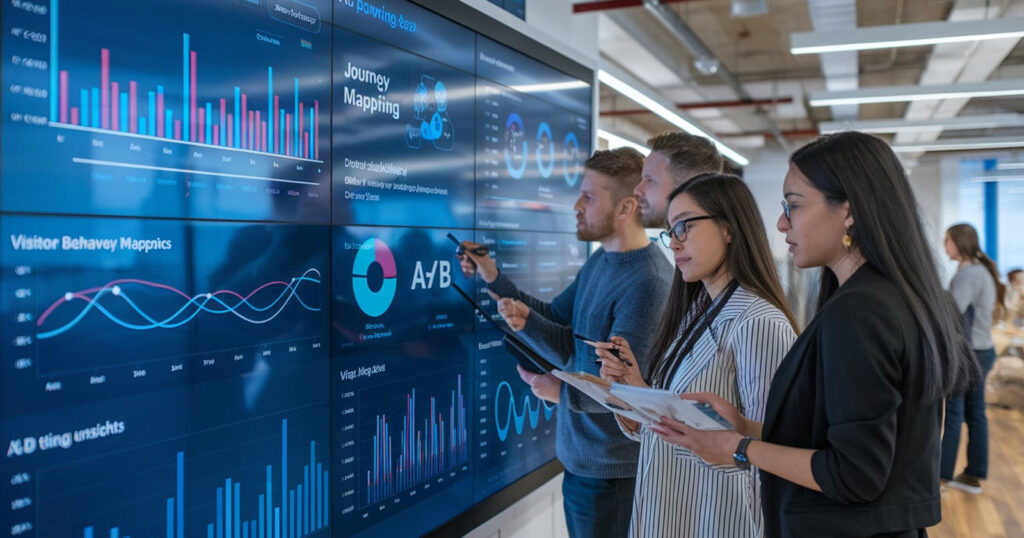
[446,232,489,257]
[574,334,632,367]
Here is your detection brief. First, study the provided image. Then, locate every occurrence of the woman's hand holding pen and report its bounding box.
[595,336,648,388]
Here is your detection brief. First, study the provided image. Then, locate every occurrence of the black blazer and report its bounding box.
[760,264,942,537]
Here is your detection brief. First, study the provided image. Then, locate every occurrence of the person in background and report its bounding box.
[648,131,976,537]
[940,223,1005,494]
[596,173,798,537]
[457,147,673,538]
[633,131,724,229]
[1005,269,1023,327]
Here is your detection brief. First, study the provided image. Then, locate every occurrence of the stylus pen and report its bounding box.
[446,232,489,257]
[574,334,632,367]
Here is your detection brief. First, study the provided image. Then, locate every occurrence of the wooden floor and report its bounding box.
[930,406,1024,538]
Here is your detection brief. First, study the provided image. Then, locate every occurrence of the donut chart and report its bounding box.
[352,238,398,317]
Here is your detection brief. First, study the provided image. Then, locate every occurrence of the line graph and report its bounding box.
[36,269,322,340]
[493,381,555,442]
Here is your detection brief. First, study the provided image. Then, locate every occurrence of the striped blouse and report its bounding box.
[622,287,796,537]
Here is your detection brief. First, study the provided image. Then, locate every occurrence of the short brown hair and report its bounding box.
[646,131,724,184]
[584,147,645,201]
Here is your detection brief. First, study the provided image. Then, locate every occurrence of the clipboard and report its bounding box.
[450,283,557,374]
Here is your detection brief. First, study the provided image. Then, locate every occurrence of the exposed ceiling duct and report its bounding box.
[806,0,858,121]
[639,0,791,150]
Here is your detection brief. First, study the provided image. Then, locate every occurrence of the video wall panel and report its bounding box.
[0,0,592,536]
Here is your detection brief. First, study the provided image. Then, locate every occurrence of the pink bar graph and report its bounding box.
[303,133,309,161]
[273,95,280,153]
[255,110,261,152]
[100,48,110,129]
[174,120,181,140]
[219,98,226,146]
[70,107,80,126]
[227,113,233,148]
[241,93,247,150]
[59,70,69,123]
[157,92,165,137]
[261,121,267,152]
[285,113,291,156]
[111,82,120,132]
[299,102,304,157]
[248,110,254,150]
[313,100,319,160]
[198,107,205,144]
[129,81,138,133]
[213,124,219,146]
[189,50,197,142]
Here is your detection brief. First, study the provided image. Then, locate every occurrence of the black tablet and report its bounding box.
[450,283,557,374]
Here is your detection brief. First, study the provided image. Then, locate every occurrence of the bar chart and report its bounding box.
[333,339,474,536]
[365,374,469,505]
[51,32,321,161]
[1,0,331,222]
[3,364,332,537]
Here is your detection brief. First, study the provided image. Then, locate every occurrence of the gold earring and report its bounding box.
[842,231,853,248]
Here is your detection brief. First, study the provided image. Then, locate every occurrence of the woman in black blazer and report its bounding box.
[648,131,977,537]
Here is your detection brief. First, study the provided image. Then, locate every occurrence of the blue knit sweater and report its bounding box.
[488,242,673,478]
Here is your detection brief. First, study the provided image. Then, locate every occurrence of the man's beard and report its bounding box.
[576,218,615,242]
[639,201,667,228]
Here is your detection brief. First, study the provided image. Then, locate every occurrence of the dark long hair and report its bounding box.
[646,173,799,388]
[946,223,1007,319]
[790,131,976,398]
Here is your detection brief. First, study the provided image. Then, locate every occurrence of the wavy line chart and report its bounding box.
[493,381,555,442]
[35,268,322,340]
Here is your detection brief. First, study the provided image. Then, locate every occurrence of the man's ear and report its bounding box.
[618,196,639,220]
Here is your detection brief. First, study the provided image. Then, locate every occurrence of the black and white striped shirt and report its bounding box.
[623,287,796,537]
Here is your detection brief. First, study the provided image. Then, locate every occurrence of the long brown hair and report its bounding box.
[646,173,798,388]
[790,131,976,398]
[946,223,1007,318]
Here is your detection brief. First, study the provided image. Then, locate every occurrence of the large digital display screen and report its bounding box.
[0,0,592,536]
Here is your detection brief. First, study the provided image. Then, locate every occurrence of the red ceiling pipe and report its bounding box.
[573,0,701,13]
[726,129,820,138]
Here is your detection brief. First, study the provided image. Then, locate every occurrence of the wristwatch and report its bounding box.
[733,437,754,470]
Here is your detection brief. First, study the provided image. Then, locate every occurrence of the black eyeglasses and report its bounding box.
[781,199,793,221]
[659,215,716,247]
[781,199,826,222]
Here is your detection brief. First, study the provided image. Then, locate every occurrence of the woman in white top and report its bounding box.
[596,173,798,537]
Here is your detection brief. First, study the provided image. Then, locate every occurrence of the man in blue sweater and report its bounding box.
[458,148,673,538]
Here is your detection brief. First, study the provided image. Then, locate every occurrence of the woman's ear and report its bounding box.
[842,200,854,229]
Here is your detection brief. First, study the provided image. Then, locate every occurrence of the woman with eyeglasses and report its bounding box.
[595,172,799,537]
[654,132,977,538]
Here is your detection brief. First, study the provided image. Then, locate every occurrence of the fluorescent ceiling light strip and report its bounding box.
[997,162,1024,170]
[510,81,590,93]
[598,129,650,155]
[791,17,1024,55]
[809,79,1024,107]
[597,69,749,166]
[819,113,1024,134]
[891,137,1024,153]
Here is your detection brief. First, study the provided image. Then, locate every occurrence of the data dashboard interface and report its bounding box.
[1,0,591,536]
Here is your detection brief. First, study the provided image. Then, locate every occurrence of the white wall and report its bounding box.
[465,474,569,538]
